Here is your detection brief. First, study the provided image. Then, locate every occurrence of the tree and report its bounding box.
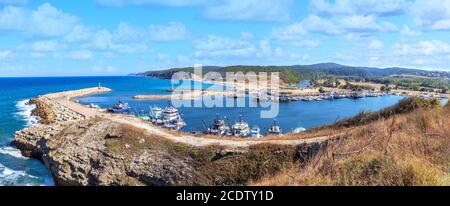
[319,87,325,93]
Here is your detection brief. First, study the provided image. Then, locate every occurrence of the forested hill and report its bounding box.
[137,63,450,85]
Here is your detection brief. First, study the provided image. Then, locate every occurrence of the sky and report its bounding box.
[1,0,450,77]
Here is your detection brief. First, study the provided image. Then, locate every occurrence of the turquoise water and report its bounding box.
[0,76,410,186]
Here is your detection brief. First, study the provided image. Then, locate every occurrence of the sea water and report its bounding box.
[0,76,414,185]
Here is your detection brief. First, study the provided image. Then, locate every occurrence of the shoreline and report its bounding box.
[142,76,450,100]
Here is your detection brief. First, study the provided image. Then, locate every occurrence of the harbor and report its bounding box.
[102,90,409,138]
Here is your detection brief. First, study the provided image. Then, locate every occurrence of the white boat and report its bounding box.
[161,106,186,130]
[267,120,282,136]
[231,115,250,137]
[250,126,262,138]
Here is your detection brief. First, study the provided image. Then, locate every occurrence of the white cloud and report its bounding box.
[95,0,207,7]
[292,40,320,48]
[28,3,78,37]
[280,15,397,36]
[0,50,11,58]
[368,39,384,50]
[339,15,395,33]
[204,0,293,22]
[64,25,94,43]
[0,6,27,30]
[31,40,60,52]
[272,22,307,40]
[194,35,256,58]
[0,3,79,37]
[394,40,450,56]
[400,26,421,37]
[259,39,272,56]
[70,50,93,60]
[99,22,188,43]
[148,22,188,41]
[114,22,145,42]
[311,0,406,17]
[87,29,148,53]
[411,0,450,30]
[91,30,114,50]
[301,15,341,35]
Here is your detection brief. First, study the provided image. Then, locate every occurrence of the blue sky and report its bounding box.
[1,0,450,76]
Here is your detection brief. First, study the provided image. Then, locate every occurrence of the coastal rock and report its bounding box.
[14,118,197,186]
[127,150,195,186]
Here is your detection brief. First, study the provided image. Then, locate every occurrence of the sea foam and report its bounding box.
[0,163,38,186]
[15,99,40,127]
[0,146,28,160]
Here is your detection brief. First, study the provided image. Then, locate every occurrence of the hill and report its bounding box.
[137,63,450,85]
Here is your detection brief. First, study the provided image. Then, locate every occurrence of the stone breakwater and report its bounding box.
[13,87,338,186]
[42,87,112,100]
[29,87,111,124]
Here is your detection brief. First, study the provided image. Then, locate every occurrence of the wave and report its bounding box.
[0,146,28,160]
[0,163,38,186]
[15,99,40,127]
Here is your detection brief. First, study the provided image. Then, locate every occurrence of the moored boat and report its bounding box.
[161,106,186,130]
[207,114,230,136]
[267,119,282,136]
[250,126,262,138]
[231,115,250,137]
[108,101,130,114]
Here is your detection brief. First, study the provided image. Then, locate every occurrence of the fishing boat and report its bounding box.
[206,114,230,136]
[250,126,262,138]
[150,106,163,125]
[108,101,130,114]
[267,119,282,135]
[161,106,186,130]
[231,115,250,137]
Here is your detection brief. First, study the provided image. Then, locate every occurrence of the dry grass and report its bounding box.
[253,99,450,186]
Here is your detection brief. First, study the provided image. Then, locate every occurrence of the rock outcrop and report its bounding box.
[15,118,199,186]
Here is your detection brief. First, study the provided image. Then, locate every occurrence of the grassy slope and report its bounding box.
[253,100,450,186]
